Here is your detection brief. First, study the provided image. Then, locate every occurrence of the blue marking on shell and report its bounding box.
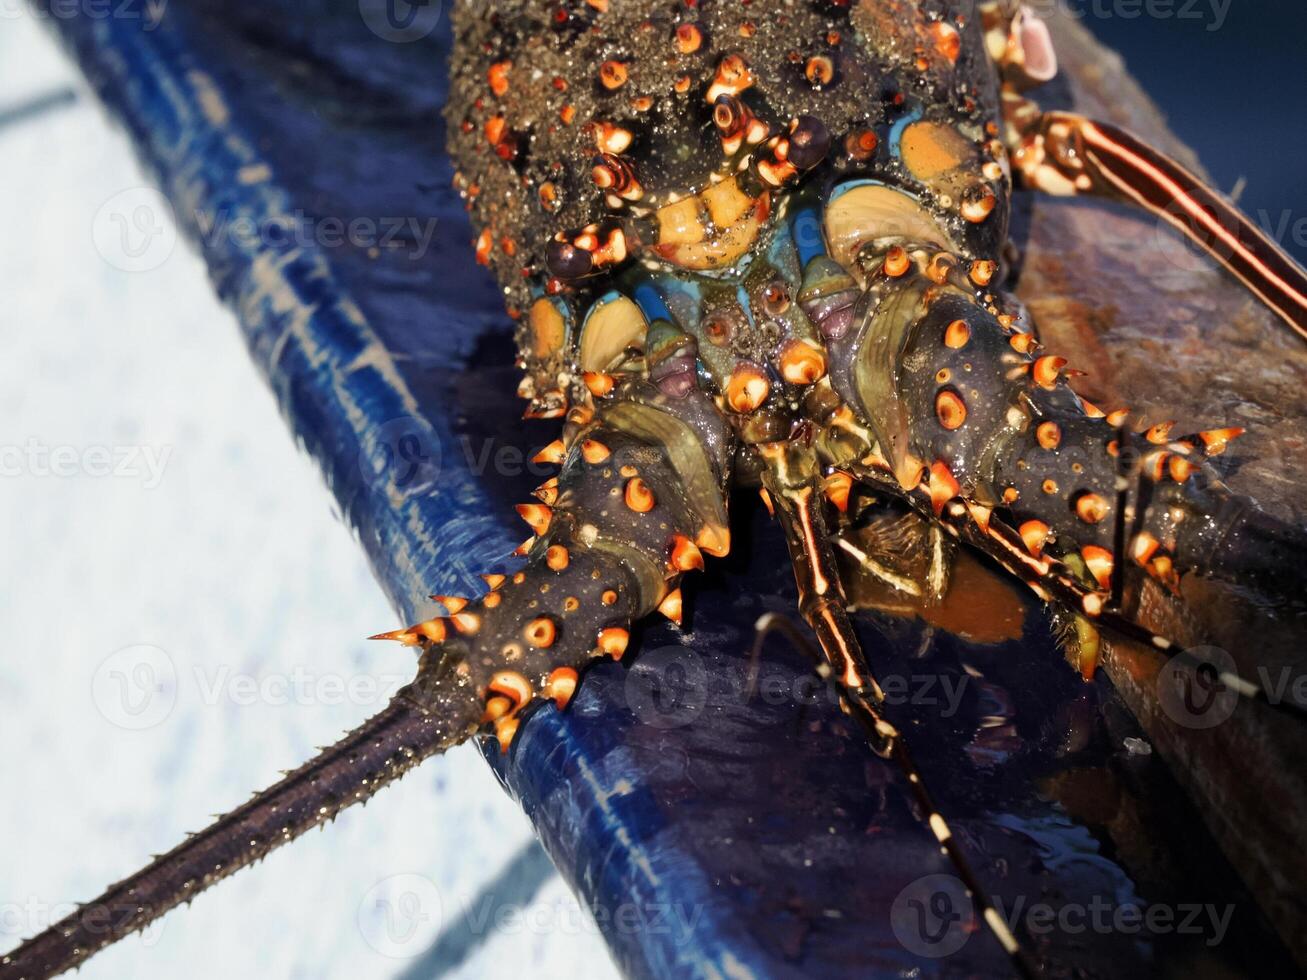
[767,221,802,285]
[736,286,756,327]
[633,281,673,325]
[791,206,826,267]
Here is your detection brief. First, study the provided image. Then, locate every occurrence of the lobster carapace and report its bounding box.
[5,2,1307,977]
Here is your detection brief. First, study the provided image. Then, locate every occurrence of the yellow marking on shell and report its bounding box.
[823,471,853,513]
[675,22,702,54]
[533,440,566,466]
[599,60,628,90]
[482,695,512,723]
[624,477,656,513]
[1019,520,1050,557]
[1198,427,1244,455]
[484,592,502,609]
[579,293,647,373]
[670,534,705,572]
[927,461,961,516]
[779,339,828,384]
[883,246,911,277]
[1076,493,1108,524]
[930,21,961,63]
[962,186,997,223]
[654,177,769,270]
[1080,546,1114,591]
[544,667,579,710]
[655,196,703,247]
[928,813,952,842]
[1131,531,1160,565]
[581,439,612,464]
[943,319,971,349]
[966,501,993,532]
[528,298,567,360]
[1146,420,1176,444]
[935,389,967,430]
[368,616,446,646]
[894,454,926,493]
[1036,421,1061,449]
[546,545,570,571]
[696,524,731,558]
[984,908,1020,955]
[1032,355,1066,389]
[583,372,615,398]
[1169,455,1196,482]
[601,589,618,606]
[658,588,683,625]
[726,363,771,413]
[597,627,630,660]
[900,121,972,181]
[1009,332,1038,354]
[703,175,754,228]
[533,478,559,506]
[482,573,506,590]
[969,260,996,286]
[823,184,952,274]
[705,53,753,104]
[451,612,481,635]
[524,616,557,649]
[431,595,467,614]
[516,503,553,535]
[489,669,533,708]
[494,715,520,753]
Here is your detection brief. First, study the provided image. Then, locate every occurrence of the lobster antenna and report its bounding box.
[0,691,476,980]
[757,444,1041,978]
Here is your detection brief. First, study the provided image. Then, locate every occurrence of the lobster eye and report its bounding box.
[762,281,791,316]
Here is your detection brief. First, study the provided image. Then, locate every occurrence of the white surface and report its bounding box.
[0,10,618,979]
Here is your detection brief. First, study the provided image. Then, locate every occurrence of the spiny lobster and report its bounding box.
[5,1,1307,978]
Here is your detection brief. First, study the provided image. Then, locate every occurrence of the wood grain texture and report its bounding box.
[1024,9,1307,966]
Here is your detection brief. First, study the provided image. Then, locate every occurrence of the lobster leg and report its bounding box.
[1011,109,1307,344]
[756,440,1038,978]
[988,3,1307,342]
[0,381,732,980]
